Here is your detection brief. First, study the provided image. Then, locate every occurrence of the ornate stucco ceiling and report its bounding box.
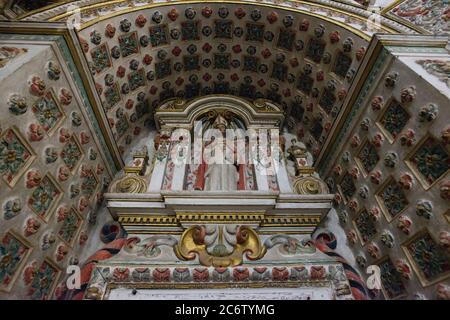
[76,3,373,161]
[5,0,437,168]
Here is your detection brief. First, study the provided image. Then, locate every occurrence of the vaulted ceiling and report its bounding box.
[9,0,425,169]
[78,3,373,162]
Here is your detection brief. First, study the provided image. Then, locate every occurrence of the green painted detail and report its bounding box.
[0,33,118,175]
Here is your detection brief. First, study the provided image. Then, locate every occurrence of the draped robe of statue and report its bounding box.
[194,114,246,191]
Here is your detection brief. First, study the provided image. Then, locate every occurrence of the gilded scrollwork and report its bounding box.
[174,225,266,267]
[293,175,329,194]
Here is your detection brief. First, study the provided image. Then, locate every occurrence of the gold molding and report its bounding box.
[176,213,265,224]
[118,215,179,226]
[116,213,323,227]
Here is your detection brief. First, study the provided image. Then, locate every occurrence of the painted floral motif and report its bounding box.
[381,231,394,248]
[115,113,129,139]
[118,32,139,57]
[90,43,112,74]
[128,68,146,91]
[46,61,61,81]
[155,60,171,79]
[104,82,121,110]
[245,23,264,42]
[24,217,41,236]
[41,232,56,250]
[346,230,357,245]
[367,242,380,259]
[31,91,64,134]
[400,86,416,103]
[399,173,414,190]
[418,103,438,122]
[0,232,30,291]
[104,24,116,38]
[28,123,44,142]
[57,207,82,245]
[379,100,410,140]
[333,51,352,78]
[58,166,70,182]
[379,258,406,299]
[408,136,450,186]
[306,38,326,63]
[377,179,408,219]
[24,260,59,300]
[61,136,83,172]
[397,215,412,235]
[181,21,200,41]
[28,76,46,96]
[80,166,99,200]
[59,88,72,106]
[405,232,450,284]
[28,174,61,219]
[354,208,377,244]
[416,200,433,219]
[215,20,233,39]
[395,259,412,280]
[149,25,169,47]
[441,180,450,200]
[55,244,68,261]
[371,96,384,111]
[8,94,28,115]
[400,129,416,147]
[339,171,356,201]
[357,140,379,173]
[0,128,34,186]
[45,147,58,164]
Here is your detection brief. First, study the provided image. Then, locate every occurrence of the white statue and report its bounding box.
[195,114,243,191]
